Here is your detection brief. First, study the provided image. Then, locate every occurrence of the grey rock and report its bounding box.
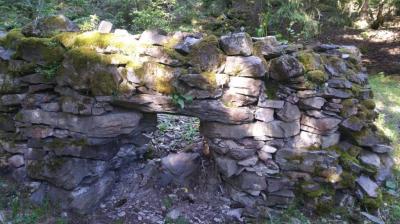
[372,144,393,154]
[216,156,238,178]
[328,79,352,89]
[376,154,394,183]
[228,77,262,97]
[356,175,378,198]
[269,55,304,81]
[238,156,258,167]
[224,56,266,78]
[258,99,285,109]
[292,131,340,149]
[0,46,15,60]
[360,212,384,224]
[166,209,182,220]
[26,157,108,190]
[98,21,113,33]
[276,148,339,173]
[222,90,257,107]
[220,32,253,56]
[175,37,201,54]
[201,121,300,139]
[258,151,272,162]
[313,44,339,52]
[161,152,200,184]
[260,145,278,153]
[228,147,257,160]
[51,172,115,214]
[8,155,25,168]
[1,93,26,106]
[228,172,267,196]
[360,151,381,169]
[341,117,365,132]
[139,29,168,45]
[40,102,60,112]
[19,109,143,138]
[299,97,326,109]
[245,161,280,176]
[254,41,283,59]
[255,108,274,123]
[277,103,301,122]
[301,115,342,134]
[321,87,352,99]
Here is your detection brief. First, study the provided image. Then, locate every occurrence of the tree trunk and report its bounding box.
[371,2,385,29]
[359,0,370,20]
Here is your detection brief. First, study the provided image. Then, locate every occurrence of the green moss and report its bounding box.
[361,190,383,211]
[72,31,141,54]
[297,51,322,71]
[306,145,321,151]
[163,47,188,64]
[53,32,79,48]
[265,80,279,99]
[305,70,329,84]
[315,200,334,215]
[361,99,376,110]
[201,71,217,89]
[188,35,224,72]
[0,29,25,49]
[66,47,130,70]
[90,72,117,96]
[340,171,356,188]
[7,60,37,77]
[16,37,65,65]
[300,182,324,198]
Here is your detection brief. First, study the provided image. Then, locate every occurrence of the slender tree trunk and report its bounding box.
[359,0,370,20]
[371,1,385,29]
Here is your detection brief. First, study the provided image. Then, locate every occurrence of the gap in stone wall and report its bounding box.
[151,114,202,158]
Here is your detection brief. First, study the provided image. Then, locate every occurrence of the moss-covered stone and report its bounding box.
[360,190,383,211]
[71,31,142,54]
[135,62,179,95]
[90,72,118,96]
[188,35,226,72]
[53,32,80,48]
[66,47,130,70]
[16,37,65,65]
[340,171,357,188]
[300,181,325,198]
[305,70,329,84]
[265,80,279,99]
[297,51,323,71]
[0,29,25,49]
[361,99,376,110]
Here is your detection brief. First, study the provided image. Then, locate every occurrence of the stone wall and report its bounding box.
[0,15,394,215]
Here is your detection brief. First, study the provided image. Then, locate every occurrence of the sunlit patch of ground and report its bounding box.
[370,73,400,169]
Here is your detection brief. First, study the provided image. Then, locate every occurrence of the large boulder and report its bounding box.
[188,35,226,73]
[269,55,304,81]
[224,56,267,78]
[220,32,253,56]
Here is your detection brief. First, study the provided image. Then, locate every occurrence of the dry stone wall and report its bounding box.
[0,15,394,215]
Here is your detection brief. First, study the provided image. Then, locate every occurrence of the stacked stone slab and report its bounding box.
[0,15,394,215]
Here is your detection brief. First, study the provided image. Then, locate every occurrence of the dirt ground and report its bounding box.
[316,17,400,75]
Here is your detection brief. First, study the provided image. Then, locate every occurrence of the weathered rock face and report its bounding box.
[0,16,393,217]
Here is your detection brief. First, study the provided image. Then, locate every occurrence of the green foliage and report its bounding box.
[35,63,59,80]
[171,93,193,109]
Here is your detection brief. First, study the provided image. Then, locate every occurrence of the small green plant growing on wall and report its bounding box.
[171,93,193,109]
[35,63,59,80]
